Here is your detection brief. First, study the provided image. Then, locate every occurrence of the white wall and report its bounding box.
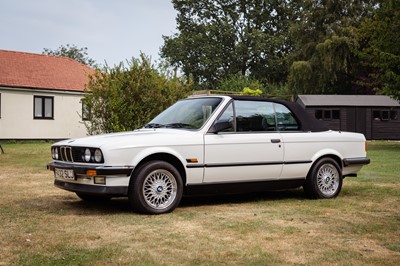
[0,87,88,139]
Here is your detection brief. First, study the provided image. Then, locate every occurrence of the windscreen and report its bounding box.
[144,97,223,130]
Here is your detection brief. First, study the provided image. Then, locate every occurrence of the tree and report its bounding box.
[287,0,375,95]
[215,74,265,93]
[43,44,97,67]
[83,54,190,134]
[358,0,400,101]
[161,0,297,89]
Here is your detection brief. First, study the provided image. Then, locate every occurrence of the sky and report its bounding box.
[0,0,178,67]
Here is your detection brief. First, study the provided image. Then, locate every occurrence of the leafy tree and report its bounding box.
[43,44,97,67]
[287,0,375,95]
[215,74,265,93]
[161,0,298,89]
[357,0,400,101]
[83,54,190,134]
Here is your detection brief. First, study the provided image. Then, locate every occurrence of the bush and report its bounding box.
[83,54,191,134]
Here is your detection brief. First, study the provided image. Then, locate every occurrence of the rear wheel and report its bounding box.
[304,158,342,199]
[128,161,183,214]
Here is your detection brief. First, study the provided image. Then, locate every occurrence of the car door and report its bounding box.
[203,100,284,183]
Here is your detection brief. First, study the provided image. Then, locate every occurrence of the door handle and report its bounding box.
[271,139,281,143]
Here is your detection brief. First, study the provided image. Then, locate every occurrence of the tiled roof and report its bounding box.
[297,94,400,107]
[0,49,95,92]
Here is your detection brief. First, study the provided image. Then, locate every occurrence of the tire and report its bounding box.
[304,158,342,199]
[128,161,183,214]
[76,193,111,202]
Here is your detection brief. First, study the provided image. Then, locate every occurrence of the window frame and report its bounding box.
[213,100,300,133]
[372,109,398,121]
[33,95,54,120]
[315,109,340,120]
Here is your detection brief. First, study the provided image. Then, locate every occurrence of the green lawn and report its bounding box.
[0,141,399,265]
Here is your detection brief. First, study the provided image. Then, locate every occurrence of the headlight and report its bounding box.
[52,147,59,160]
[94,149,103,163]
[84,148,91,162]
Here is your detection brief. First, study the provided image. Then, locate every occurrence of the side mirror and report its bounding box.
[208,120,232,134]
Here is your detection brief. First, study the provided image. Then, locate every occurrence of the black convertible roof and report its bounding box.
[229,95,329,132]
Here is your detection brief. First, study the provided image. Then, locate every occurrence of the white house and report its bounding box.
[0,49,95,140]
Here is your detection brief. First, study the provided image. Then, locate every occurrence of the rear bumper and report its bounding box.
[343,157,370,166]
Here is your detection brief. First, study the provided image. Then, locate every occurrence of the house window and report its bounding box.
[315,109,340,120]
[373,110,398,121]
[381,110,390,121]
[332,110,340,119]
[323,110,332,120]
[372,110,381,120]
[82,102,90,121]
[34,96,54,119]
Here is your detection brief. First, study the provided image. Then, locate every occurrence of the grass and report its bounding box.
[0,141,399,265]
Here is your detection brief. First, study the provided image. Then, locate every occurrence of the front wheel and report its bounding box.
[128,161,183,214]
[304,158,342,199]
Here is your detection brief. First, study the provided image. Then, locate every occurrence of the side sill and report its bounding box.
[184,179,305,196]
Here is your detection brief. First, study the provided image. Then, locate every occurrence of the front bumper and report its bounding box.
[47,161,134,176]
[47,161,134,196]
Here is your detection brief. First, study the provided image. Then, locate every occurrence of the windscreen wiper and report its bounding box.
[144,123,165,128]
[165,123,197,129]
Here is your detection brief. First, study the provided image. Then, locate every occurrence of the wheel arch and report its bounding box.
[131,152,187,186]
[307,153,343,179]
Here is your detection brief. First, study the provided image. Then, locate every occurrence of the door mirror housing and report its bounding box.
[208,120,232,134]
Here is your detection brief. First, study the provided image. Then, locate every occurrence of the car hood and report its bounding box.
[54,129,201,149]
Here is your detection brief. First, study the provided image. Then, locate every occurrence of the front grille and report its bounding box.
[72,148,85,162]
[60,146,73,162]
[56,146,85,163]
[54,146,103,163]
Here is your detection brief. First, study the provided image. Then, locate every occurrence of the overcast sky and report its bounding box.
[0,0,178,66]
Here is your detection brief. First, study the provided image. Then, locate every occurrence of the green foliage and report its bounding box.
[161,0,296,89]
[357,0,400,101]
[215,74,264,92]
[42,44,97,67]
[287,0,375,95]
[241,87,263,96]
[83,54,190,134]
[288,61,313,94]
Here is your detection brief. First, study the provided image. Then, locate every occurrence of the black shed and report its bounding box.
[296,95,400,140]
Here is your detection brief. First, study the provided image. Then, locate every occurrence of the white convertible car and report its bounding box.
[48,95,370,214]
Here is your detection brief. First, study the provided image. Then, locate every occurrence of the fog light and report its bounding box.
[94,176,106,185]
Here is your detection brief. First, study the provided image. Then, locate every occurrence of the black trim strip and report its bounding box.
[54,180,128,196]
[184,178,305,196]
[186,160,312,169]
[343,157,370,166]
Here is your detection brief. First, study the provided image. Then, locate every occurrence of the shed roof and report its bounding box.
[0,49,95,92]
[297,95,400,108]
